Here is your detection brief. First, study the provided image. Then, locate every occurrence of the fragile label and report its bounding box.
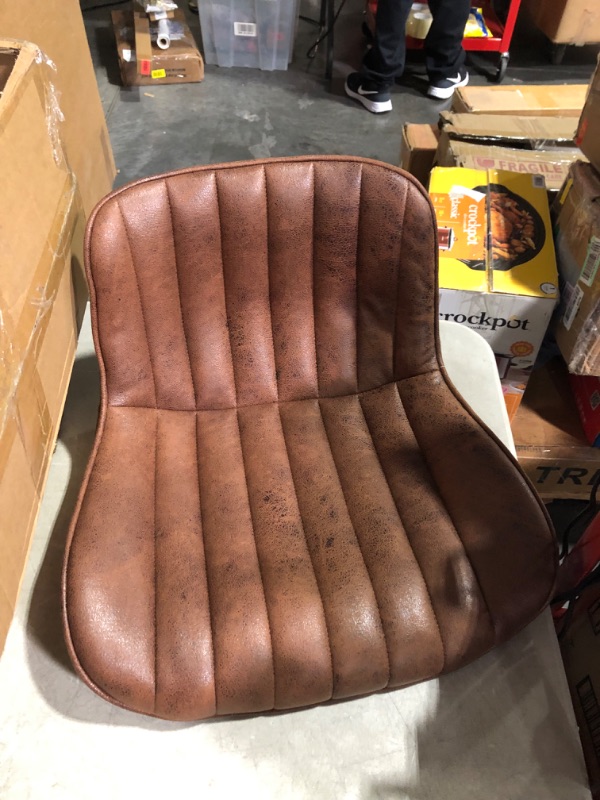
[151,68,166,79]
[234,21,257,36]
[579,236,600,287]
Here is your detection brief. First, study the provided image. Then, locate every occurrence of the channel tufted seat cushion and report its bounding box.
[62,156,557,721]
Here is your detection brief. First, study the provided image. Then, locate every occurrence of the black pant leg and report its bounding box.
[361,0,413,86]
[425,0,471,82]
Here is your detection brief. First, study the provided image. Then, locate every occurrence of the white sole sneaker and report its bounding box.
[344,83,393,114]
[427,70,469,100]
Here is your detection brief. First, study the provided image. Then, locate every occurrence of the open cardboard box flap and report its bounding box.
[440,111,578,146]
[452,83,589,117]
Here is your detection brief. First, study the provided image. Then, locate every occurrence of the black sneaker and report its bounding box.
[427,68,469,100]
[344,72,392,114]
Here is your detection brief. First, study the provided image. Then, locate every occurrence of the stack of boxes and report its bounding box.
[552,60,600,800]
[399,72,600,501]
[554,63,600,446]
[429,165,558,420]
[0,0,116,655]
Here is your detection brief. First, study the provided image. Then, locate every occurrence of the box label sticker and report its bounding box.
[234,22,257,36]
[580,236,600,287]
[151,68,166,79]
[563,283,584,331]
[140,59,152,76]
[591,390,600,412]
[122,48,133,62]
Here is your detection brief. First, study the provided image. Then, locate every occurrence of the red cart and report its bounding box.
[364,0,521,82]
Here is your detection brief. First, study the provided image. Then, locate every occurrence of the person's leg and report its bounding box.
[425,0,471,96]
[362,0,414,85]
[345,0,412,114]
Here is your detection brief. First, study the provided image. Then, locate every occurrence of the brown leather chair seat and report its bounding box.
[63,157,557,721]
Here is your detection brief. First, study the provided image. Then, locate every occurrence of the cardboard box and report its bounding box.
[554,161,600,376]
[112,9,204,86]
[577,56,600,173]
[399,123,440,188]
[524,0,600,45]
[0,42,87,654]
[436,139,582,193]
[513,358,600,499]
[570,374,600,446]
[0,0,116,217]
[452,83,588,117]
[560,582,600,799]
[430,166,558,419]
[439,111,578,148]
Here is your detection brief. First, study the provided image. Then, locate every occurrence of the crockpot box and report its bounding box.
[429,166,559,420]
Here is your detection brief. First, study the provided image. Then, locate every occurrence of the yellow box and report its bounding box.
[429,166,559,420]
[429,166,558,299]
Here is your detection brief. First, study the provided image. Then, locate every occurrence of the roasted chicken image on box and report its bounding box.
[485,184,546,271]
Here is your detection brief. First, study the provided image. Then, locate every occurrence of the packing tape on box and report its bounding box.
[0,179,79,489]
[571,301,600,375]
[0,42,69,168]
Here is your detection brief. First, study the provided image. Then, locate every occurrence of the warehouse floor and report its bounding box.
[83,0,598,187]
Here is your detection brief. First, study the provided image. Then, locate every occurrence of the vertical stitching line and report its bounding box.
[235,407,277,708]
[358,392,446,673]
[317,397,391,687]
[311,163,319,394]
[392,182,409,381]
[164,179,198,409]
[153,409,159,711]
[195,411,217,715]
[395,380,497,640]
[263,166,279,401]
[116,200,157,408]
[277,404,335,699]
[354,164,363,393]
[165,178,216,710]
[214,172,238,406]
[115,199,159,709]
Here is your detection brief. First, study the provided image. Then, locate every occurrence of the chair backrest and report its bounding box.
[87,157,440,410]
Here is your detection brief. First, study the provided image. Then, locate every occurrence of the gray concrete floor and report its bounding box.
[82,1,598,188]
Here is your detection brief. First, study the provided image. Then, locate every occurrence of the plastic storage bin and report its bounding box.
[199,0,298,70]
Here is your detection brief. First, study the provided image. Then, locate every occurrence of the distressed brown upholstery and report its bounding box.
[63,156,556,721]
